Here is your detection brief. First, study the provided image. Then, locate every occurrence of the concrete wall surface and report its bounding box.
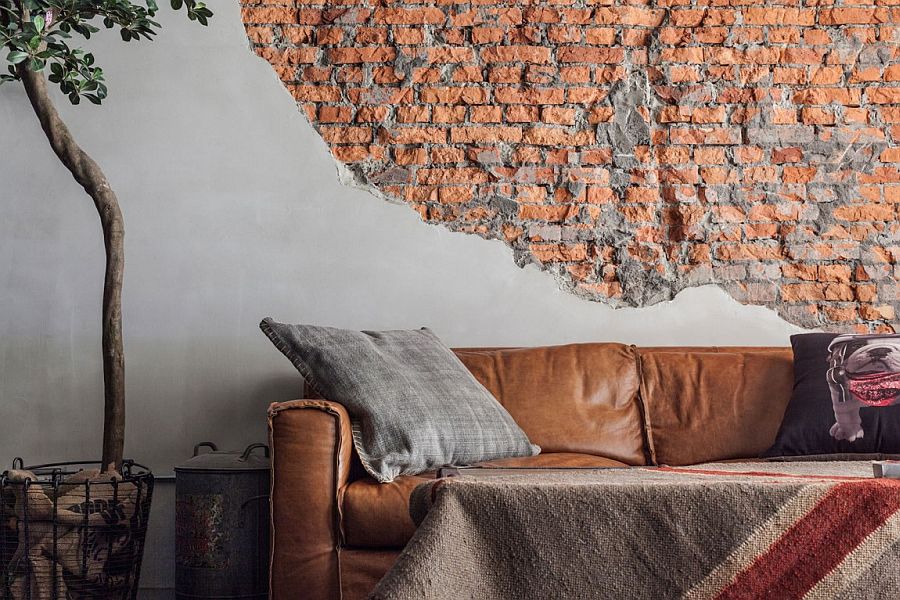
[0,2,804,593]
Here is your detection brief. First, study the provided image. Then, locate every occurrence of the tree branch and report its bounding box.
[18,64,126,473]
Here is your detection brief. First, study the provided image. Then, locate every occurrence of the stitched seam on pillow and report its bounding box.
[260,318,395,482]
[260,318,328,397]
[348,421,393,483]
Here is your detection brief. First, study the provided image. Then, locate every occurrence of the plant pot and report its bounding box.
[0,459,154,600]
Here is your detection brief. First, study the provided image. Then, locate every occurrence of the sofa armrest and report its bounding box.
[269,399,353,600]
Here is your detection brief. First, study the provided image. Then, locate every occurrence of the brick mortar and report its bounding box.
[241,0,900,332]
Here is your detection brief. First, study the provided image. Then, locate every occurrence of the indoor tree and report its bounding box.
[1,0,212,473]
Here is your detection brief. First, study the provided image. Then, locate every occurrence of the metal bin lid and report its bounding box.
[174,442,270,473]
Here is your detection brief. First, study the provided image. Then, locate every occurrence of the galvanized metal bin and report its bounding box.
[175,443,269,600]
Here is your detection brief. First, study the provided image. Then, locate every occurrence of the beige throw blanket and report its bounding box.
[371,462,900,600]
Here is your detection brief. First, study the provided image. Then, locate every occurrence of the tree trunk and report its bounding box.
[18,66,126,473]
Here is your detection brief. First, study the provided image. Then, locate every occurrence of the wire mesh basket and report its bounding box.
[0,459,154,600]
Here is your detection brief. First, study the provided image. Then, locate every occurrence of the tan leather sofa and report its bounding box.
[267,343,794,600]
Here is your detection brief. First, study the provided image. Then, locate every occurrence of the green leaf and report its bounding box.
[7,51,28,65]
[5,0,213,107]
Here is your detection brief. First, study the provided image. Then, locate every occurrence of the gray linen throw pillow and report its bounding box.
[260,318,539,482]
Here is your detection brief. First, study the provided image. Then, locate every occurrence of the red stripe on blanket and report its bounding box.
[715,480,900,600]
[657,466,874,482]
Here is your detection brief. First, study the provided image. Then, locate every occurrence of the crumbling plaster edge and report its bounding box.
[238,32,858,332]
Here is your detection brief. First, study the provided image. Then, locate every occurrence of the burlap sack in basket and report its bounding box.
[4,469,140,600]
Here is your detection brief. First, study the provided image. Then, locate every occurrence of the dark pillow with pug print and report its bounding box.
[763,332,900,458]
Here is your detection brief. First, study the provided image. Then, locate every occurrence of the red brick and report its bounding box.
[548,26,582,43]
[716,244,783,261]
[452,66,483,83]
[432,106,467,123]
[450,126,522,143]
[420,87,489,104]
[327,47,396,64]
[868,88,900,104]
[393,28,425,45]
[819,8,890,25]
[395,106,431,123]
[393,148,427,165]
[318,106,352,123]
[354,107,389,123]
[354,28,388,44]
[418,167,490,184]
[781,283,854,302]
[472,27,504,44]
[495,87,565,105]
[833,204,895,221]
[557,47,624,64]
[481,46,552,63]
[594,7,665,27]
[801,107,835,125]
[333,143,383,163]
[523,127,595,146]
[372,8,445,25]
[241,7,298,24]
[289,85,341,102]
[585,28,616,45]
[793,88,861,106]
[245,26,274,44]
[320,126,371,144]
[541,107,577,125]
[742,8,815,25]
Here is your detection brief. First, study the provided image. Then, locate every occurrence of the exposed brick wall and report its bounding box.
[241,1,900,332]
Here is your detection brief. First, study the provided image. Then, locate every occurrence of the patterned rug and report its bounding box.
[370,462,900,600]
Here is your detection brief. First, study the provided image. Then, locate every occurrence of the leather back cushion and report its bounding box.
[638,347,793,465]
[454,344,646,465]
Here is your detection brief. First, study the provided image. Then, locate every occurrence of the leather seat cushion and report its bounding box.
[454,344,646,465]
[638,347,794,466]
[342,453,628,548]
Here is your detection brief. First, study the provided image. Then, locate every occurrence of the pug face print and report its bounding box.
[826,334,900,442]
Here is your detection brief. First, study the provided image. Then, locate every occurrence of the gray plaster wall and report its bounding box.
[0,2,803,594]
